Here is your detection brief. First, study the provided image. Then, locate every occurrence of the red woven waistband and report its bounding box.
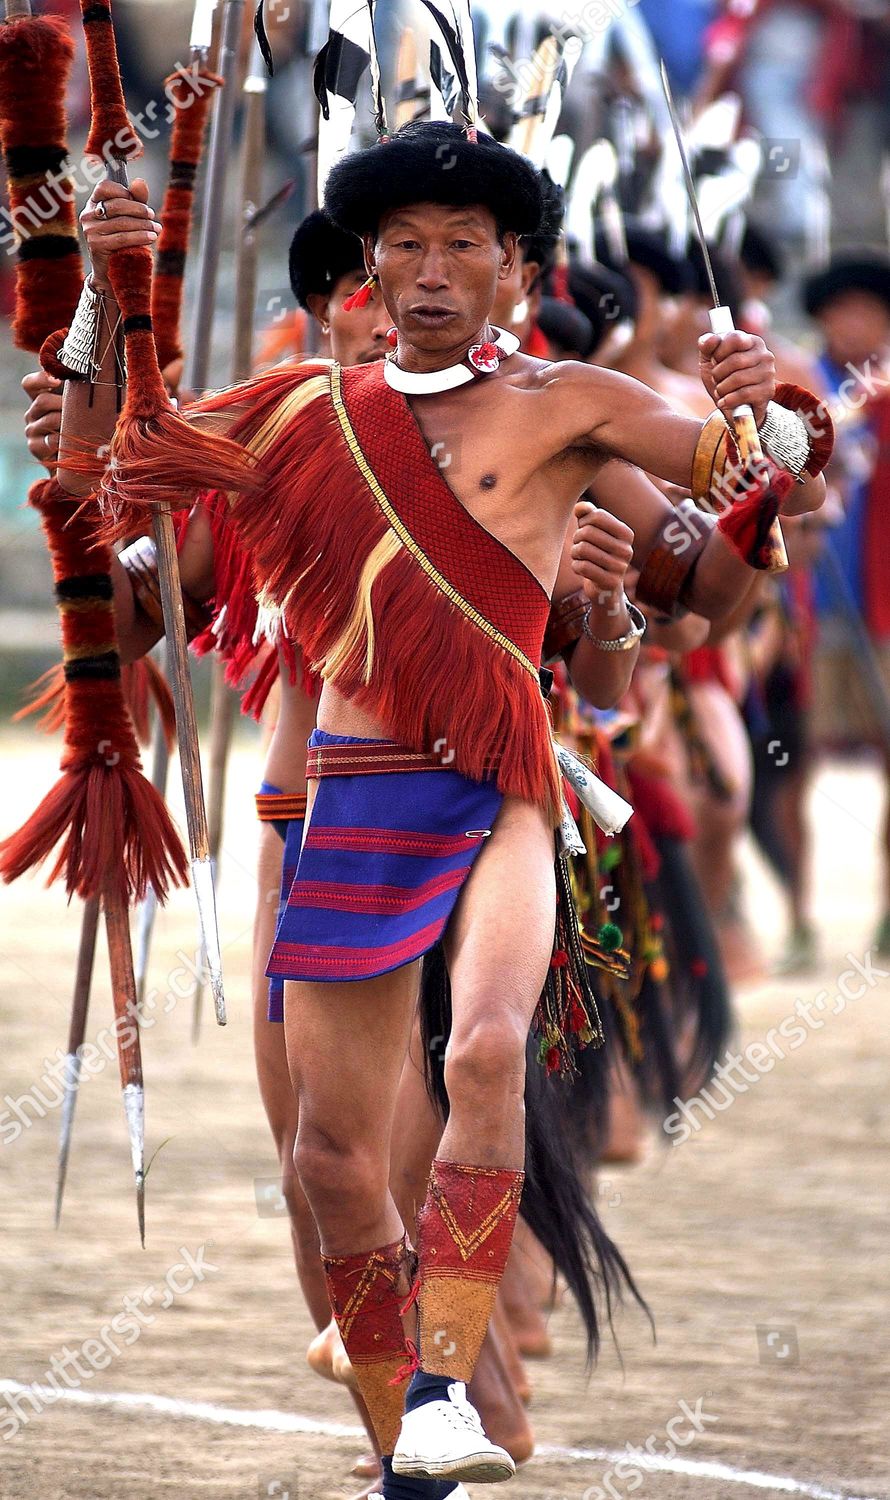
[255,790,308,821]
[305,742,497,779]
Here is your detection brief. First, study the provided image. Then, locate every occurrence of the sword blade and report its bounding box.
[659,61,720,310]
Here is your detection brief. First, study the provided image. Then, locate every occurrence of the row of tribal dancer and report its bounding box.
[23,122,832,1500]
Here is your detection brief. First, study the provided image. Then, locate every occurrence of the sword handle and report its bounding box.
[708,305,788,574]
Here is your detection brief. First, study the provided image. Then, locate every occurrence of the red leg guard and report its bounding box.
[323,1235,414,1453]
[415,1160,524,1382]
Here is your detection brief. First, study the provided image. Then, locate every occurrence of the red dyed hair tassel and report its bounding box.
[342,274,377,311]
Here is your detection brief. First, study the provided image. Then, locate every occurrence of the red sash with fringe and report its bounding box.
[196,358,561,822]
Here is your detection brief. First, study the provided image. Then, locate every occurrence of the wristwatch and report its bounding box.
[581,595,646,652]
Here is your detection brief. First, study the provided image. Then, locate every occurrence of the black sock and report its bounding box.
[404,1370,454,1412]
[380,1455,456,1500]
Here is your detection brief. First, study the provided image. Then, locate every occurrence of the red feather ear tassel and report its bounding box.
[0,13,83,353]
[0,480,188,907]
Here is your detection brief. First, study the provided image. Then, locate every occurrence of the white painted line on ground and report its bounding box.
[0,1380,877,1500]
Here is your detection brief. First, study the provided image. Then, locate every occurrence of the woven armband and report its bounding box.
[543,588,588,662]
[769,382,834,478]
[636,500,714,616]
[119,535,212,640]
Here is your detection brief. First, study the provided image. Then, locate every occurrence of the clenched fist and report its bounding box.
[698,329,775,428]
[22,369,63,468]
[81,177,161,291]
[570,501,635,607]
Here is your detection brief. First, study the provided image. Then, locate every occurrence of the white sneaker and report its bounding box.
[393,1382,515,1484]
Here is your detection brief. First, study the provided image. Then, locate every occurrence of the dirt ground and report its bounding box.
[1,732,888,1500]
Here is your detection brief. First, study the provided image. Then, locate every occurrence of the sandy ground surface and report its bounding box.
[1,731,888,1500]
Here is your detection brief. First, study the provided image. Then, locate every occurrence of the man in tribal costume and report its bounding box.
[62,119,829,1497]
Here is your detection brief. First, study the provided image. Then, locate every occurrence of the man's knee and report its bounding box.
[293,1121,387,1216]
[444,1010,527,1109]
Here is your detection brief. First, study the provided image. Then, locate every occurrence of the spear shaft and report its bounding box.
[104,895,146,1244]
[184,0,245,394]
[54,893,100,1227]
[188,23,264,1038]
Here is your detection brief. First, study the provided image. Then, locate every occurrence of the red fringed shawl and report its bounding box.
[189,360,562,821]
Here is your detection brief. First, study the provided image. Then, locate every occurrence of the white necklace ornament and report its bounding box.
[383,326,521,393]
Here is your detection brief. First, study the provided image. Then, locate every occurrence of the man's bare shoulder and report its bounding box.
[509,354,658,403]
[506,356,665,446]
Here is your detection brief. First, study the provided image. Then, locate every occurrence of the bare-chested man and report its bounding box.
[59,120,828,1499]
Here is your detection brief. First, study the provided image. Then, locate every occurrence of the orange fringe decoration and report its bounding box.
[92,241,261,539]
[195,361,562,823]
[0,13,83,352]
[151,65,223,372]
[14,657,176,748]
[0,480,188,906]
[13,665,66,735]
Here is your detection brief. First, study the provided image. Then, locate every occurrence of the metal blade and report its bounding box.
[659,60,720,310]
[191,856,225,1025]
[122,1082,146,1247]
[189,0,217,56]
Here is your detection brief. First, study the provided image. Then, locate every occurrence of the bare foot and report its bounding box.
[351,1453,380,1479]
[497,1252,552,1363]
[469,1321,535,1463]
[307,1319,358,1389]
[599,1071,645,1165]
[491,1298,535,1399]
[332,1330,358,1389]
[306,1319,341,1383]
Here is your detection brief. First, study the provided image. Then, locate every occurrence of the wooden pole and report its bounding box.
[104,895,146,1244]
[54,894,100,1226]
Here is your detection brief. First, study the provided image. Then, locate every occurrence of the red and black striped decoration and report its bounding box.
[0,480,188,907]
[0,12,83,351]
[151,64,223,373]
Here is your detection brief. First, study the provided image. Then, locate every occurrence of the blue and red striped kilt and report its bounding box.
[265,730,503,1001]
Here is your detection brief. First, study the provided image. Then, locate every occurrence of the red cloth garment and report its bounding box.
[198,359,563,822]
[683,645,737,697]
[863,391,890,642]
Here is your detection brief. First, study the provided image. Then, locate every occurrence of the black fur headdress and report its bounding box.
[324,120,545,240]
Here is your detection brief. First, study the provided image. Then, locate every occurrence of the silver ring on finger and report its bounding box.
[45,433,54,449]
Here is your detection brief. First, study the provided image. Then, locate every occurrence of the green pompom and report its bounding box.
[598,921,623,952]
